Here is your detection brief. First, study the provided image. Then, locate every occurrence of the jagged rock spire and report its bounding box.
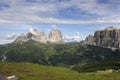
[48,28,64,44]
[14,27,64,44]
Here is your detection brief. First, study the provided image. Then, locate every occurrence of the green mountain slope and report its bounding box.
[0,41,120,67]
[0,62,120,80]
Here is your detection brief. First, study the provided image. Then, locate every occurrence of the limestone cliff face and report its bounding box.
[39,32,48,44]
[83,35,96,45]
[14,28,64,44]
[48,29,64,44]
[14,33,28,43]
[84,27,120,48]
[94,27,120,48]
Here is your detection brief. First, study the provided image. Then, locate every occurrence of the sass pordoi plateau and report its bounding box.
[0,26,120,80]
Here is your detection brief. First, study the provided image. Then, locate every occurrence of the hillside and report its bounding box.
[0,62,120,80]
[72,61,120,73]
[0,41,120,67]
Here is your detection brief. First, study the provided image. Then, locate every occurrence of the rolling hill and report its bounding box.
[0,62,120,80]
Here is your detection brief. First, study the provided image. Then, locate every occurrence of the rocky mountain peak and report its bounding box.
[39,32,48,44]
[83,35,96,45]
[105,26,118,30]
[83,27,120,48]
[14,27,64,44]
[29,27,39,35]
[48,29,64,44]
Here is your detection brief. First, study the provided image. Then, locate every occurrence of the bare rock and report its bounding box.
[48,29,64,44]
[94,27,120,48]
[7,76,18,80]
[83,35,96,45]
[14,27,64,44]
[83,27,120,48]
[39,32,48,44]
[0,76,18,80]
[14,33,28,43]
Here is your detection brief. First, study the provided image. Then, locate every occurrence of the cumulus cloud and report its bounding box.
[29,27,39,35]
[0,41,2,44]
[0,40,14,44]
[64,32,80,42]
[0,0,119,25]
[0,33,18,44]
[0,33,17,40]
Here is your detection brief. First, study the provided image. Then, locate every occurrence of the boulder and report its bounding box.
[7,76,18,80]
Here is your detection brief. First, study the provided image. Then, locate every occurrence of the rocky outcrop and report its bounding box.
[0,76,18,80]
[83,35,96,45]
[14,33,28,43]
[84,27,120,48]
[39,32,48,44]
[48,29,64,44]
[7,76,18,80]
[14,28,64,44]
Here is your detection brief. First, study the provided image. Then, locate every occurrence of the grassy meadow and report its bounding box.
[0,62,120,80]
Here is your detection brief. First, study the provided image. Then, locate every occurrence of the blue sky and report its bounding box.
[0,0,120,44]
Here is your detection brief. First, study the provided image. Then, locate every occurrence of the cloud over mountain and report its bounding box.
[0,33,18,44]
[0,0,120,44]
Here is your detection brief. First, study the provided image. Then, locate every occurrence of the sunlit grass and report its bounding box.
[0,62,120,80]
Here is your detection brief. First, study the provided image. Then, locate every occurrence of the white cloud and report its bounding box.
[64,32,80,42]
[0,33,17,40]
[0,33,18,44]
[40,17,120,24]
[0,40,14,44]
[1,17,120,25]
[0,0,119,25]
[0,41,2,45]
[29,27,39,35]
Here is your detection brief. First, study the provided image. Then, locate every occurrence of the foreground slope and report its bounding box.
[72,61,120,73]
[0,62,120,80]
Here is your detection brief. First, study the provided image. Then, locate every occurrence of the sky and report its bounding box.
[0,0,120,44]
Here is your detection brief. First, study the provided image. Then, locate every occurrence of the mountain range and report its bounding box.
[14,27,64,44]
[0,26,120,75]
[12,26,120,49]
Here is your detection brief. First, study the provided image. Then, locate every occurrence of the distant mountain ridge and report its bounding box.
[14,28,64,44]
[83,27,120,48]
